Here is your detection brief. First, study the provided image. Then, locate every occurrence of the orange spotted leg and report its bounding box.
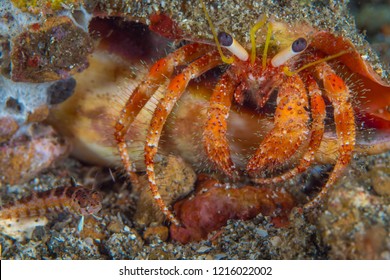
[114,43,213,184]
[203,71,239,178]
[145,51,223,225]
[252,75,325,184]
[304,63,355,209]
[247,75,310,177]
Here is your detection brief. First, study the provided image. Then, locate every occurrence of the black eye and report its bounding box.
[218,31,233,47]
[292,38,307,53]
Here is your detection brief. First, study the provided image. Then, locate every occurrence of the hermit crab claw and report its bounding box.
[311,31,390,132]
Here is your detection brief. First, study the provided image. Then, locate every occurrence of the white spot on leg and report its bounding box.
[146,166,154,172]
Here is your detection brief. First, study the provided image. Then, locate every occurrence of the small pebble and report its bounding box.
[107,221,124,233]
[255,228,268,238]
[370,165,390,196]
[128,233,137,240]
[380,251,390,260]
[31,226,46,241]
[214,253,227,260]
[270,236,282,247]
[196,246,211,254]
[143,226,169,242]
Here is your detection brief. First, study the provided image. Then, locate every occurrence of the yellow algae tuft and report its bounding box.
[11,0,83,12]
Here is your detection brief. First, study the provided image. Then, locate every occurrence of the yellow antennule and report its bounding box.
[262,22,273,70]
[250,16,267,65]
[283,50,351,76]
[201,0,234,64]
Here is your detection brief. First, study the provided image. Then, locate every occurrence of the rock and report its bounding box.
[143,226,169,242]
[318,155,390,259]
[0,124,70,185]
[170,175,295,244]
[0,116,19,143]
[9,16,93,82]
[370,164,390,196]
[107,220,124,234]
[133,155,196,227]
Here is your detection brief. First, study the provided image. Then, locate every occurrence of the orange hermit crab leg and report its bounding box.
[252,75,326,184]
[145,51,223,225]
[203,71,239,178]
[247,75,310,176]
[305,63,356,209]
[114,43,213,183]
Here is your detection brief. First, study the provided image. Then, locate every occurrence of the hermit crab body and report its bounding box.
[112,2,390,226]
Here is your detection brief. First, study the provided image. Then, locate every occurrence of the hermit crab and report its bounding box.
[46,0,390,234]
[109,0,390,226]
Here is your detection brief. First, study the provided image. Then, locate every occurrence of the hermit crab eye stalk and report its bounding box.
[271,37,308,67]
[218,31,249,62]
